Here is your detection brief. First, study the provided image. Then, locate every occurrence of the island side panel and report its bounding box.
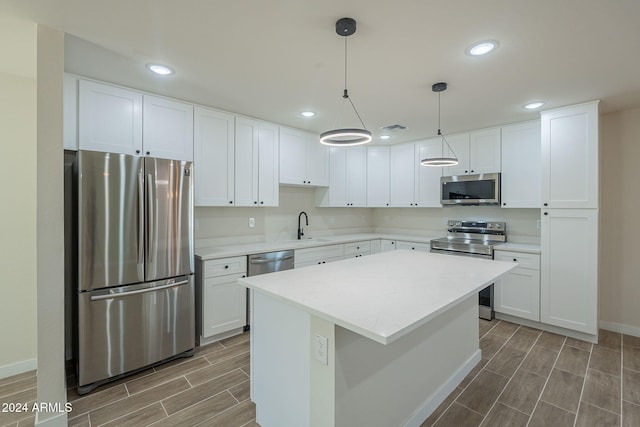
[309,315,336,427]
[334,296,480,427]
[251,291,311,427]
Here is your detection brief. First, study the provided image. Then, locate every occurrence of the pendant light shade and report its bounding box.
[420,82,459,167]
[320,18,371,147]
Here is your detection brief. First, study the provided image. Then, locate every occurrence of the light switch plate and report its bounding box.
[314,334,328,365]
[249,217,255,228]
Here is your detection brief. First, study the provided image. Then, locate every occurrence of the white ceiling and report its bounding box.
[2,0,640,144]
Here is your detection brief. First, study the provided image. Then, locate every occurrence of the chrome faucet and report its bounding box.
[297,211,309,240]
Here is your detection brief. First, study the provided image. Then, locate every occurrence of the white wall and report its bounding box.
[0,71,37,376]
[599,108,640,332]
[36,25,67,426]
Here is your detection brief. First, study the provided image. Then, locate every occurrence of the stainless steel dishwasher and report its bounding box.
[246,250,294,328]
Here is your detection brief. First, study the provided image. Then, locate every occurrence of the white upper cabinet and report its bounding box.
[541,101,599,209]
[443,128,501,175]
[193,107,235,206]
[442,134,470,176]
[78,79,194,161]
[389,143,416,207]
[415,138,443,207]
[366,146,390,207]
[235,117,279,207]
[501,121,541,208]
[78,79,143,155]
[318,146,367,207]
[279,127,328,187]
[143,95,194,161]
[63,75,78,151]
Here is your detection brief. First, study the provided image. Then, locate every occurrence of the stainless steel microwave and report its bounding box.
[440,173,501,206]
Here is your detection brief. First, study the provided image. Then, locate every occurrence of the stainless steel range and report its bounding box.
[430,220,507,320]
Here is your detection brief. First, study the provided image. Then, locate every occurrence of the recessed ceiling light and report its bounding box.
[467,41,499,56]
[301,111,316,117]
[379,135,391,140]
[524,101,545,110]
[146,64,174,75]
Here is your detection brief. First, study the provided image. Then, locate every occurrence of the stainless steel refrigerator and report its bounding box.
[74,150,194,394]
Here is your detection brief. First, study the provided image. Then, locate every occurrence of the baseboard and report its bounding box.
[0,358,37,380]
[599,320,640,337]
[495,313,599,343]
[198,327,245,346]
[404,349,482,427]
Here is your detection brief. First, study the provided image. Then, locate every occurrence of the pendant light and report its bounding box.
[420,82,459,167]
[320,18,372,147]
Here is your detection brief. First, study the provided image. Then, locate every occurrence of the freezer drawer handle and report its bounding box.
[90,280,189,301]
[250,255,294,264]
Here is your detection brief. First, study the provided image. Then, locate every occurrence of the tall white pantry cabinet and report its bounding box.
[540,101,599,336]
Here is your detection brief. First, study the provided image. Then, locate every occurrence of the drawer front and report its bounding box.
[203,256,247,278]
[344,241,371,256]
[396,241,430,252]
[494,251,540,270]
[295,255,344,269]
[295,244,344,264]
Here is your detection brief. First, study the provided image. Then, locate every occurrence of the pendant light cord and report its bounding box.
[342,37,367,129]
[437,90,457,158]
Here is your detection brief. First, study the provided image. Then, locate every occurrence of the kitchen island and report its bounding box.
[239,250,516,427]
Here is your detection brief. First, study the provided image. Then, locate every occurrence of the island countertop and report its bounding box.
[239,250,516,345]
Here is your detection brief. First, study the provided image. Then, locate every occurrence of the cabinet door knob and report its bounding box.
[229,201,233,204]
[544,203,548,206]
[135,149,141,154]
[242,275,246,278]
[224,265,229,269]
[146,151,150,155]
[503,203,506,206]
[308,181,311,184]
[513,258,517,262]
[391,242,394,244]
[386,203,389,206]
[260,201,264,205]
[303,180,307,184]
[465,170,468,173]
[544,212,548,215]
[471,170,474,173]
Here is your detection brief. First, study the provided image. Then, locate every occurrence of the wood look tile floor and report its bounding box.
[2,320,640,426]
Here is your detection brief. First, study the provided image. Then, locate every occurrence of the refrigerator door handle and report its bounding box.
[147,173,154,264]
[90,280,189,301]
[137,172,144,264]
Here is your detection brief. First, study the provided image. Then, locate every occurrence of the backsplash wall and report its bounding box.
[195,186,541,247]
[372,206,541,243]
[195,186,373,247]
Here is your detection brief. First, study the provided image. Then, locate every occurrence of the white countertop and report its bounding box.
[239,250,517,345]
[195,233,439,260]
[494,243,541,253]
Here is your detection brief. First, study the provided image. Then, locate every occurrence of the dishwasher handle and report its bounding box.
[249,254,294,264]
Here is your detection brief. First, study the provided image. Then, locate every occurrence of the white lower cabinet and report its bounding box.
[396,241,430,252]
[380,240,397,252]
[344,241,371,258]
[540,209,598,335]
[494,250,540,321]
[196,256,247,343]
[294,244,345,268]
